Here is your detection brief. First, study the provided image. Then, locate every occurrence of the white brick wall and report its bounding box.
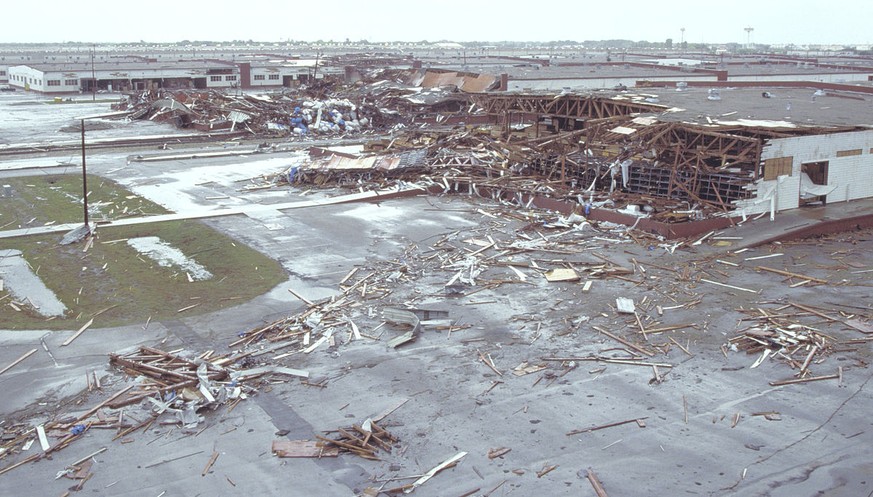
[755,129,873,210]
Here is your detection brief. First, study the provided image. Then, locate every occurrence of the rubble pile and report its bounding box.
[278,125,732,225]
[112,76,752,227]
[113,89,389,136]
[0,344,309,479]
[728,301,870,385]
[111,69,480,139]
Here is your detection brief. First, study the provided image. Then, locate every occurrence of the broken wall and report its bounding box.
[742,129,873,214]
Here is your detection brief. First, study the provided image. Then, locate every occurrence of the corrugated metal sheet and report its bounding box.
[301,149,429,173]
[415,70,498,93]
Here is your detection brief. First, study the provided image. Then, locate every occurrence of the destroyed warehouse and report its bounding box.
[1,44,873,497]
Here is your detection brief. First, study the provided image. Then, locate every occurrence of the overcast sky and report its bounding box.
[2,0,869,46]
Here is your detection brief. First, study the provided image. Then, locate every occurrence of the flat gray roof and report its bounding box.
[628,86,873,128]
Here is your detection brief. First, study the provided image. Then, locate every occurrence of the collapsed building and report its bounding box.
[110,65,873,237]
[282,90,873,236]
[471,93,873,217]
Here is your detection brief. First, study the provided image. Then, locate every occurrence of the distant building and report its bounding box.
[6,56,348,94]
[236,55,345,89]
[6,60,242,94]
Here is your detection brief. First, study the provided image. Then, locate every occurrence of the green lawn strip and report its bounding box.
[0,174,167,227]
[0,175,286,329]
[0,220,286,330]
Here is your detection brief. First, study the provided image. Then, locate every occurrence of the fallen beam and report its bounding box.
[756,266,827,285]
[769,372,841,387]
[566,417,648,436]
[0,348,38,376]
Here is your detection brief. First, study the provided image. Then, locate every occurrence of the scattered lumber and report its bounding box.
[315,420,398,461]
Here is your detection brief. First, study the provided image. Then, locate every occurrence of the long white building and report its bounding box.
[6,60,243,93]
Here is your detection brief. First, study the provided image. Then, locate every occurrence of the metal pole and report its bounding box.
[91,45,96,101]
[81,119,89,228]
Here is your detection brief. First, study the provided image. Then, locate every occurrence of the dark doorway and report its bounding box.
[800,161,829,205]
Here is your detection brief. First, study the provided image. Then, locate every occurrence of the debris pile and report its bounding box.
[728,301,869,385]
[274,121,746,227]
[108,346,235,413]
[113,89,387,136]
[272,419,397,461]
[317,419,398,461]
[0,344,309,481]
[111,68,487,139]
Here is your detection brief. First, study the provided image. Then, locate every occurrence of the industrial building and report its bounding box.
[6,60,242,93]
[468,87,873,231]
[4,52,344,94]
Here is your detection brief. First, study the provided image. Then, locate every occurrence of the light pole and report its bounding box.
[90,44,97,102]
[80,119,89,229]
[61,115,95,244]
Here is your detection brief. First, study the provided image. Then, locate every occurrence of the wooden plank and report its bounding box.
[566,417,648,436]
[770,373,840,386]
[201,452,220,476]
[288,288,315,307]
[304,333,331,353]
[371,399,409,424]
[0,453,40,476]
[637,323,697,335]
[592,326,654,357]
[544,268,579,282]
[177,303,200,313]
[477,349,503,376]
[0,348,38,375]
[788,302,839,321]
[756,266,827,285]
[586,469,610,497]
[487,447,511,459]
[69,447,108,467]
[700,278,759,294]
[339,267,358,286]
[600,358,673,368]
[536,464,558,478]
[36,425,50,452]
[61,319,94,346]
[236,366,309,379]
[349,320,362,341]
[668,337,693,356]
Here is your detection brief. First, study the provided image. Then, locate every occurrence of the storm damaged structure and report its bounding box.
[283,88,873,236]
[99,61,873,238]
[472,92,873,219]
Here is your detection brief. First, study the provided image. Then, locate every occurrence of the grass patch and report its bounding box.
[0,174,168,227]
[0,175,286,329]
